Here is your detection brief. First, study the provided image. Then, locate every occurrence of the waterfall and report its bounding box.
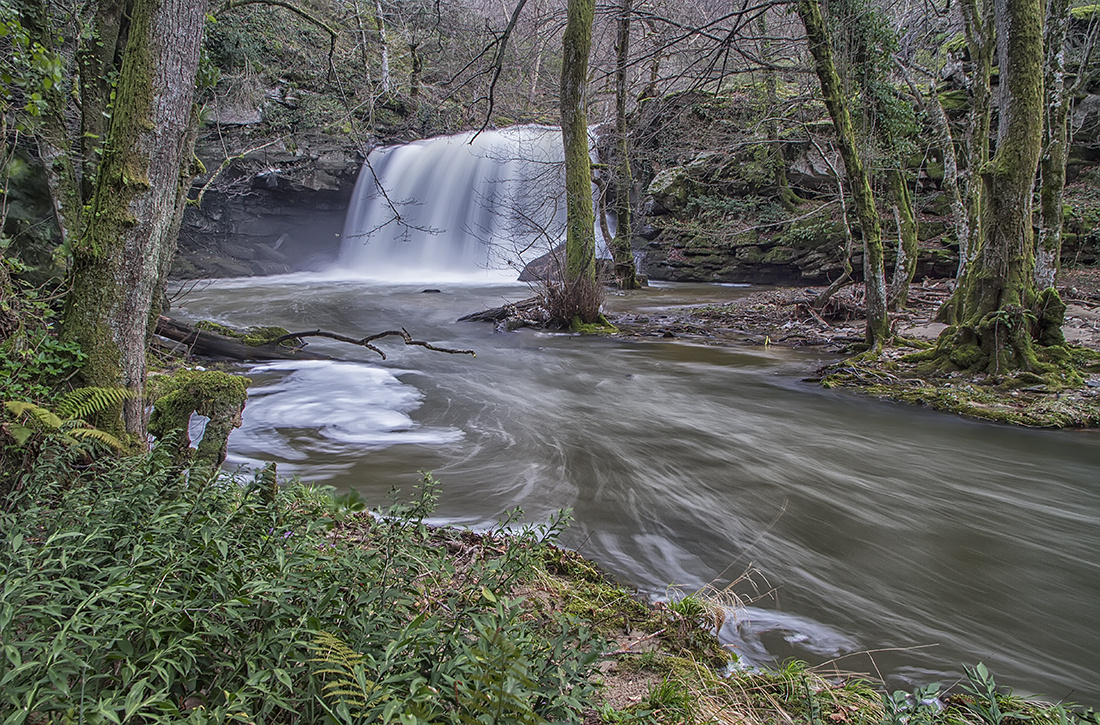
[339,126,569,281]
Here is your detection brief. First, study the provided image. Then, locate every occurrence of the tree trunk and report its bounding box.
[1036,0,1070,290]
[409,41,422,100]
[888,168,919,309]
[61,0,209,439]
[560,0,596,287]
[374,0,391,93]
[945,0,1052,374]
[796,0,889,348]
[960,0,995,282]
[17,0,84,248]
[611,0,638,289]
[78,0,127,200]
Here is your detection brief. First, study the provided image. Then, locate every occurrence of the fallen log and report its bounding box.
[155,316,475,362]
[155,316,329,361]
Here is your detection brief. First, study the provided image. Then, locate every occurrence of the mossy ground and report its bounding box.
[819,350,1100,427]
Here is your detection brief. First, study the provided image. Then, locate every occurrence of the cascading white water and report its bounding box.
[339,125,568,280]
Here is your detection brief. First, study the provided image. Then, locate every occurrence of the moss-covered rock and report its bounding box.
[148,369,250,468]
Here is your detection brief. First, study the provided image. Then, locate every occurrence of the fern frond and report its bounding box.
[54,386,134,420]
[5,401,63,430]
[65,426,127,451]
[309,631,377,712]
[4,423,35,446]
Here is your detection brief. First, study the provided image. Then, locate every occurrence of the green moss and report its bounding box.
[570,315,618,334]
[821,355,1100,428]
[779,216,844,249]
[194,320,296,347]
[937,89,969,112]
[148,369,250,467]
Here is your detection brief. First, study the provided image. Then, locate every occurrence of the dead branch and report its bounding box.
[156,316,476,361]
[267,328,476,360]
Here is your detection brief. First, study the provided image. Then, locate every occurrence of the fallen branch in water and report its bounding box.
[155,316,475,362]
[267,329,476,360]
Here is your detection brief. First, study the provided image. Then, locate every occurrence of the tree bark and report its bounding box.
[611,0,639,289]
[947,0,1050,373]
[61,0,209,438]
[796,0,889,348]
[959,0,995,282]
[1036,0,1070,289]
[560,0,596,287]
[374,0,392,93]
[887,168,919,309]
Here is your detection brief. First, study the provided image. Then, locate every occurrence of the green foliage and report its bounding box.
[0,331,86,401]
[0,1,64,124]
[0,461,603,723]
[688,194,785,225]
[960,662,1031,725]
[3,386,132,450]
[880,684,941,725]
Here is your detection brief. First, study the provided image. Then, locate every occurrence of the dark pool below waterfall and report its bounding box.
[175,274,1100,705]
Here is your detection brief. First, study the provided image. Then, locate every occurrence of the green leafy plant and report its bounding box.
[880,683,941,725]
[960,662,1031,725]
[0,330,86,402]
[1,460,603,724]
[3,386,132,449]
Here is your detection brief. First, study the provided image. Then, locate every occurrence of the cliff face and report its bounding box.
[611,90,1100,286]
[608,91,959,286]
[172,132,362,279]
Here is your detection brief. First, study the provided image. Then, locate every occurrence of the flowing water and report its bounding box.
[173,127,1100,704]
[339,126,567,278]
[175,275,1100,704]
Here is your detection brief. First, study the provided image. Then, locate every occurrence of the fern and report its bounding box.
[3,386,133,451]
[308,631,381,719]
[54,386,133,420]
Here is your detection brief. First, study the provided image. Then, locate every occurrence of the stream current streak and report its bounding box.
[179,275,1100,705]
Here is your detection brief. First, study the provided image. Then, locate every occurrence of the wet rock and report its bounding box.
[173,131,362,280]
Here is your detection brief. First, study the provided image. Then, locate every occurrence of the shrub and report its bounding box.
[0,452,602,723]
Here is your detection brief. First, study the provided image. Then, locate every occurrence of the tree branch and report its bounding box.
[267,329,476,360]
[220,0,339,79]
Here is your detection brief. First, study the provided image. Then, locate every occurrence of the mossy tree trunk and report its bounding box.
[796,0,890,349]
[959,0,995,281]
[611,0,639,290]
[61,0,209,438]
[936,0,1055,375]
[887,168,919,309]
[1036,0,1070,290]
[560,0,596,289]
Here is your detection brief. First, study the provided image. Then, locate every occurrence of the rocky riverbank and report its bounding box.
[608,269,1100,427]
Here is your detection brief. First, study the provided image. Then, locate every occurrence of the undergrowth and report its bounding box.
[0,451,602,724]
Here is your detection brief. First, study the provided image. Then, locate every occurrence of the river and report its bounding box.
[174,272,1100,705]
